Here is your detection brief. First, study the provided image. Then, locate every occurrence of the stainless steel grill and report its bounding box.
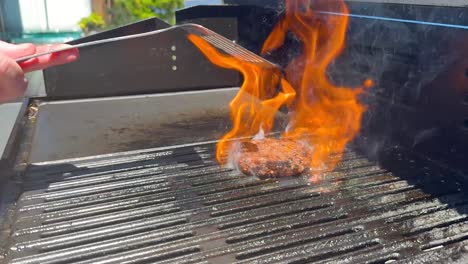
[2,142,468,264]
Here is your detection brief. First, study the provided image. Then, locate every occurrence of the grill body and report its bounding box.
[1,2,468,263]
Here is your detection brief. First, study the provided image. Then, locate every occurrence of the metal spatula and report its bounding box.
[16,23,278,69]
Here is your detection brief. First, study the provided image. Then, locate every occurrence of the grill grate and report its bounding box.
[2,143,468,264]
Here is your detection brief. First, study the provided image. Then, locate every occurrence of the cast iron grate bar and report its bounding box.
[2,142,468,264]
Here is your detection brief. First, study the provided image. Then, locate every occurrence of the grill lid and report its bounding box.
[2,142,468,264]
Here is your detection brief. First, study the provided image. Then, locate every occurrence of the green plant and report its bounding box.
[110,0,184,26]
[79,13,106,34]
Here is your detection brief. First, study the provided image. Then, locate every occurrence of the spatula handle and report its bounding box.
[15,25,180,64]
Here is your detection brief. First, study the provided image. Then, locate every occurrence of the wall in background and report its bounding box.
[8,0,91,33]
[2,0,23,33]
[44,0,92,31]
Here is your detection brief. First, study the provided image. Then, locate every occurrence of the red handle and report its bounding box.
[17,46,79,73]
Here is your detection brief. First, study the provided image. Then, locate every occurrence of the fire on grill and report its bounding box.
[189,0,374,181]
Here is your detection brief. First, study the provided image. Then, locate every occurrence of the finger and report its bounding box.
[0,53,28,103]
[20,44,79,73]
[0,41,36,59]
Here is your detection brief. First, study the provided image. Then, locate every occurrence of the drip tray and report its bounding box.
[2,142,468,263]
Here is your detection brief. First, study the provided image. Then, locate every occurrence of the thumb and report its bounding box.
[0,53,28,103]
[0,41,36,59]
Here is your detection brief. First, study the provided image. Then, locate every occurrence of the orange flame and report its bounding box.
[262,0,372,175]
[188,0,372,179]
[188,34,296,162]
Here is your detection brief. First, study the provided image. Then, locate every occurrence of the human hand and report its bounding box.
[0,41,79,103]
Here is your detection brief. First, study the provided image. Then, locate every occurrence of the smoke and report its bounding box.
[324,2,467,165]
[225,140,242,172]
[253,126,266,140]
[412,127,439,148]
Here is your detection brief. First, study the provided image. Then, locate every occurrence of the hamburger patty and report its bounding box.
[238,138,310,177]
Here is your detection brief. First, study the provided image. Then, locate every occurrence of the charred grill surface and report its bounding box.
[1,143,468,263]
